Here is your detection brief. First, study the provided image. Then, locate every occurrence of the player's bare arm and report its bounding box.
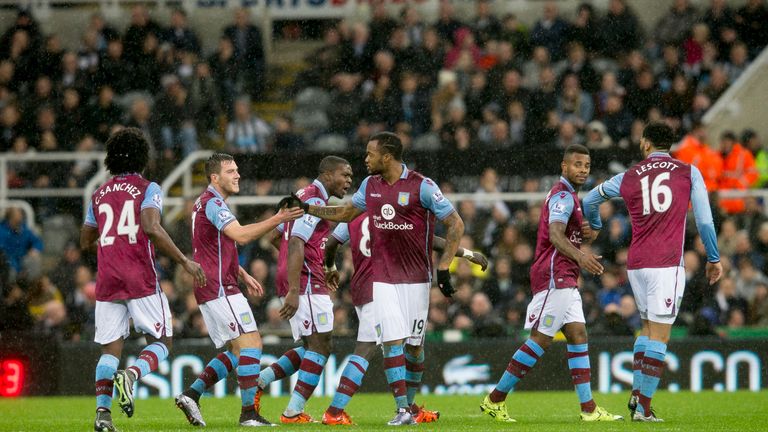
[437,212,465,270]
[80,225,98,253]
[433,235,488,271]
[280,236,305,319]
[580,221,598,245]
[549,221,603,275]
[238,265,264,297]
[223,207,304,245]
[279,192,363,222]
[141,207,207,287]
[323,235,341,292]
[267,228,282,251]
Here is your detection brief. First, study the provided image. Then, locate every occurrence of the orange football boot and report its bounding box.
[253,387,263,413]
[411,404,440,423]
[322,410,354,425]
[280,412,316,424]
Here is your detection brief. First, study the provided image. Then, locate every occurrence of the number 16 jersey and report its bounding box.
[84,174,163,301]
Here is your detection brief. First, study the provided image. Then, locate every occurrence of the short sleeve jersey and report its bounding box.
[276,179,332,296]
[331,214,373,306]
[84,174,163,301]
[529,177,584,295]
[351,165,455,284]
[192,186,240,304]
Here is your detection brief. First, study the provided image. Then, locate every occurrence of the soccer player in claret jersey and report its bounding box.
[81,128,207,432]
[321,214,488,425]
[480,144,623,423]
[584,123,722,422]
[174,153,303,427]
[252,156,353,424]
[282,132,465,426]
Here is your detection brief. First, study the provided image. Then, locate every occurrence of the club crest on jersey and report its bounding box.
[317,312,329,325]
[240,312,253,325]
[398,192,410,206]
[218,209,232,221]
[381,204,396,220]
[542,315,555,328]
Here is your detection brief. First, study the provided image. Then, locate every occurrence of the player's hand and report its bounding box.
[241,271,264,297]
[280,291,299,320]
[578,253,604,276]
[275,206,305,223]
[183,258,207,287]
[325,269,340,292]
[706,261,723,285]
[437,269,455,297]
[277,193,308,212]
[581,222,598,243]
[467,251,489,271]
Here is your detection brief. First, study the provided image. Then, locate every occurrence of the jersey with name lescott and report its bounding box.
[352,165,455,285]
[276,179,331,296]
[84,174,163,301]
[192,186,240,304]
[530,177,584,295]
[331,214,372,306]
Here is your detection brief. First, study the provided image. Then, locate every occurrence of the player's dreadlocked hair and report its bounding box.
[369,132,403,161]
[104,127,149,176]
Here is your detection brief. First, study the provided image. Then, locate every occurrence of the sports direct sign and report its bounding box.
[198,0,430,20]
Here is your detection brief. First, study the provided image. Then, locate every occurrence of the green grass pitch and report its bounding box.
[1,391,767,431]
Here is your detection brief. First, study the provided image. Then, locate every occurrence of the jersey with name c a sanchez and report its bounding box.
[529,177,584,295]
[352,165,455,285]
[84,174,163,301]
[584,152,720,269]
[192,186,240,304]
[276,179,331,297]
[331,214,372,306]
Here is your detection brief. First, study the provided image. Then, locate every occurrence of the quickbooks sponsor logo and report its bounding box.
[373,219,414,230]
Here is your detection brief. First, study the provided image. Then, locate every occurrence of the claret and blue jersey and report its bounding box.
[351,164,455,285]
[583,152,720,269]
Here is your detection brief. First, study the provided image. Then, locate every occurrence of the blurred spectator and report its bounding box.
[469,292,505,337]
[599,0,642,57]
[724,42,750,83]
[225,96,271,154]
[734,0,768,57]
[340,23,374,75]
[368,2,398,51]
[164,9,201,55]
[26,276,67,334]
[530,1,569,61]
[122,4,162,64]
[435,1,463,44]
[472,1,502,47]
[0,207,42,278]
[655,0,699,46]
[567,3,599,53]
[223,8,266,99]
[154,78,198,159]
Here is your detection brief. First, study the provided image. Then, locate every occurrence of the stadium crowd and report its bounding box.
[1,0,768,341]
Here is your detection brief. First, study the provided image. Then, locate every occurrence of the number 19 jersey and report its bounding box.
[84,174,163,301]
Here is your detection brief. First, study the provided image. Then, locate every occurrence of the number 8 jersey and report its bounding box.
[586,152,719,269]
[84,174,163,301]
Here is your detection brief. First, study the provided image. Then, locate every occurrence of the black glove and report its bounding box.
[437,269,454,298]
[277,192,308,212]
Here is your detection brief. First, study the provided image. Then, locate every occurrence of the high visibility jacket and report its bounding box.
[674,134,723,191]
[719,143,758,213]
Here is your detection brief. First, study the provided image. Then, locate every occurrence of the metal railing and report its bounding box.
[161,150,214,222]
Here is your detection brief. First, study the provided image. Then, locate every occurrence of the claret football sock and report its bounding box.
[567,343,596,413]
[127,342,168,380]
[95,354,119,411]
[237,348,262,413]
[383,344,409,410]
[188,350,238,400]
[327,355,369,416]
[638,340,667,416]
[259,346,305,388]
[405,350,425,406]
[490,339,545,403]
[285,350,327,415]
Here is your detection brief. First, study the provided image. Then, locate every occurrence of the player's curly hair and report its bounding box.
[104,127,149,175]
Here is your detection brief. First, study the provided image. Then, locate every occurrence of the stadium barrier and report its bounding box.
[1,336,765,397]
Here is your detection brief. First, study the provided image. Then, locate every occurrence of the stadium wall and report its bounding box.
[1,336,765,397]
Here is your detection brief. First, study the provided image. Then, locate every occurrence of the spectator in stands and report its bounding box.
[530,1,569,61]
[208,36,238,115]
[188,62,221,140]
[626,68,662,119]
[154,77,198,159]
[749,282,768,325]
[435,0,463,44]
[567,3,599,53]
[327,73,362,138]
[132,33,161,94]
[225,96,271,154]
[735,0,768,57]
[86,13,119,52]
[471,0,501,47]
[340,22,374,76]
[0,207,42,278]
[36,35,63,81]
[223,7,266,99]
[707,277,748,325]
[683,23,710,68]
[599,0,642,58]
[0,104,21,151]
[469,292,505,337]
[656,44,684,93]
[556,74,593,128]
[401,6,425,48]
[724,42,750,83]
[718,131,758,214]
[122,4,162,65]
[87,85,121,143]
[57,88,85,150]
[703,0,735,46]
[481,256,516,306]
[164,9,200,55]
[26,275,67,334]
[368,2,398,51]
[559,42,599,93]
[655,0,699,47]
[556,120,584,149]
[662,73,695,121]
[584,121,612,150]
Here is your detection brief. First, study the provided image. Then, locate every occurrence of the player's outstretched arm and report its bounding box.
[550,222,603,276]
[141,208,206,287]
[223,207,304,245]
[583,173,624,231]
[279,193,364,222]
[80,225,98,253]
[433,236,488,271]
